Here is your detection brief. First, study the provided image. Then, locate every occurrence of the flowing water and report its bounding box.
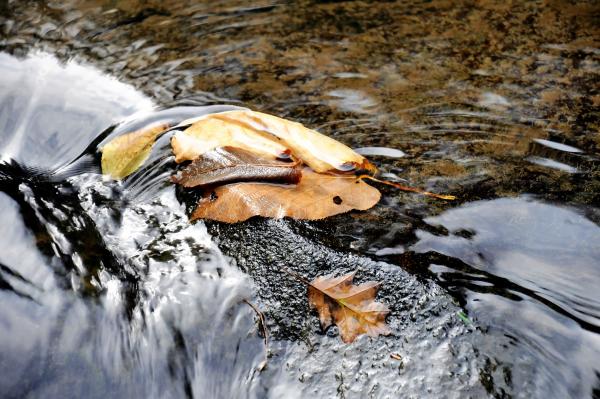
[0,1,599,398]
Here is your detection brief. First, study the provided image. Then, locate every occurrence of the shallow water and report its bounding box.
[1,1,599,398]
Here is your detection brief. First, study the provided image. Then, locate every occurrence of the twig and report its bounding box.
[359,175,456,200]
[321,171,456,200]
[243,299,269,371]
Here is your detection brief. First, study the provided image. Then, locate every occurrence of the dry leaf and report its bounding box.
[212,110,375,173]
[171,115,291,163]
[308,271,390,343]
[101,122,169,179]
[190,168,380,223]
[172,146,301,188]
[172,110,376,173]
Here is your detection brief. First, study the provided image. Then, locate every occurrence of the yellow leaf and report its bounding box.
[101,122,168,179]
[190,167,381,223]
[171,110,376,173]
[171,116,291,163]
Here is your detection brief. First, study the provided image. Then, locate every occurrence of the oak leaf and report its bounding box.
[172,146,301,188]
[190,168,380,223]
[172,110,376,174]
[101,122,169,179]
[308,271,390,343]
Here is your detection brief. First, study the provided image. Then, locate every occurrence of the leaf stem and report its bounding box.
[358,175,456,200]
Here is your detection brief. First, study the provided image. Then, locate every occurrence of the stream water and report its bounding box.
[0,1,599,398]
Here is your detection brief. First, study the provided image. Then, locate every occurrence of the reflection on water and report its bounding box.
[412,197,600,397]
[0,52,153,168]
[527,155,579,173]
[533,138,583,154]
[327,89,378,115]
[354,146,406,158]
[1,1,600,398]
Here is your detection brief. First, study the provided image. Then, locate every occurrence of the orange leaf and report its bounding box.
[190,168,380,223]
[308,271,390,343]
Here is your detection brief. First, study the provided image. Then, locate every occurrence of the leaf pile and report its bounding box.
[308,271,390,343]
[100,109,454,222]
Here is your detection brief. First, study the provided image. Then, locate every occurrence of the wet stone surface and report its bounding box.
[1,1,600,398]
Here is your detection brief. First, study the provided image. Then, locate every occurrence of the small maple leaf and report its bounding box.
[308,271,390,343]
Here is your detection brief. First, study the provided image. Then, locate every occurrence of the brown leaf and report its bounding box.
[172,110,376,173]
[308,271,390,343]
[190,168,381,223]
[172,146,301,188]
[101,122,169,179]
